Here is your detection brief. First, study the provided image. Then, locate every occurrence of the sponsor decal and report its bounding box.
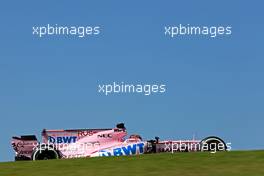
[48,136,77,144]
[99,143,144,156]
[97,134,112,138]
[77,130,97,138]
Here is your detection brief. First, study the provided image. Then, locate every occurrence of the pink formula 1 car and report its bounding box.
[11,123,230,160]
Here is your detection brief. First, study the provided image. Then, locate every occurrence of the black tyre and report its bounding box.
[200,136,227,152]
[32,145,59,160]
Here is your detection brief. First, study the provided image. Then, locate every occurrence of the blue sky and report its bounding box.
[0,1,263,161]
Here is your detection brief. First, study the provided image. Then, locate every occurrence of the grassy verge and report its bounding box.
[1,151,264,176]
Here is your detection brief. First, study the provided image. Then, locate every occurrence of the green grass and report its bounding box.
[1,151,264,176]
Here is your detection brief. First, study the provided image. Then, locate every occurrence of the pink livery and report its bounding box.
[11,123,229,160]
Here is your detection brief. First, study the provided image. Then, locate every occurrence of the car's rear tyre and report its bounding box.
[200,136,227,152]
[32,145,59,160]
